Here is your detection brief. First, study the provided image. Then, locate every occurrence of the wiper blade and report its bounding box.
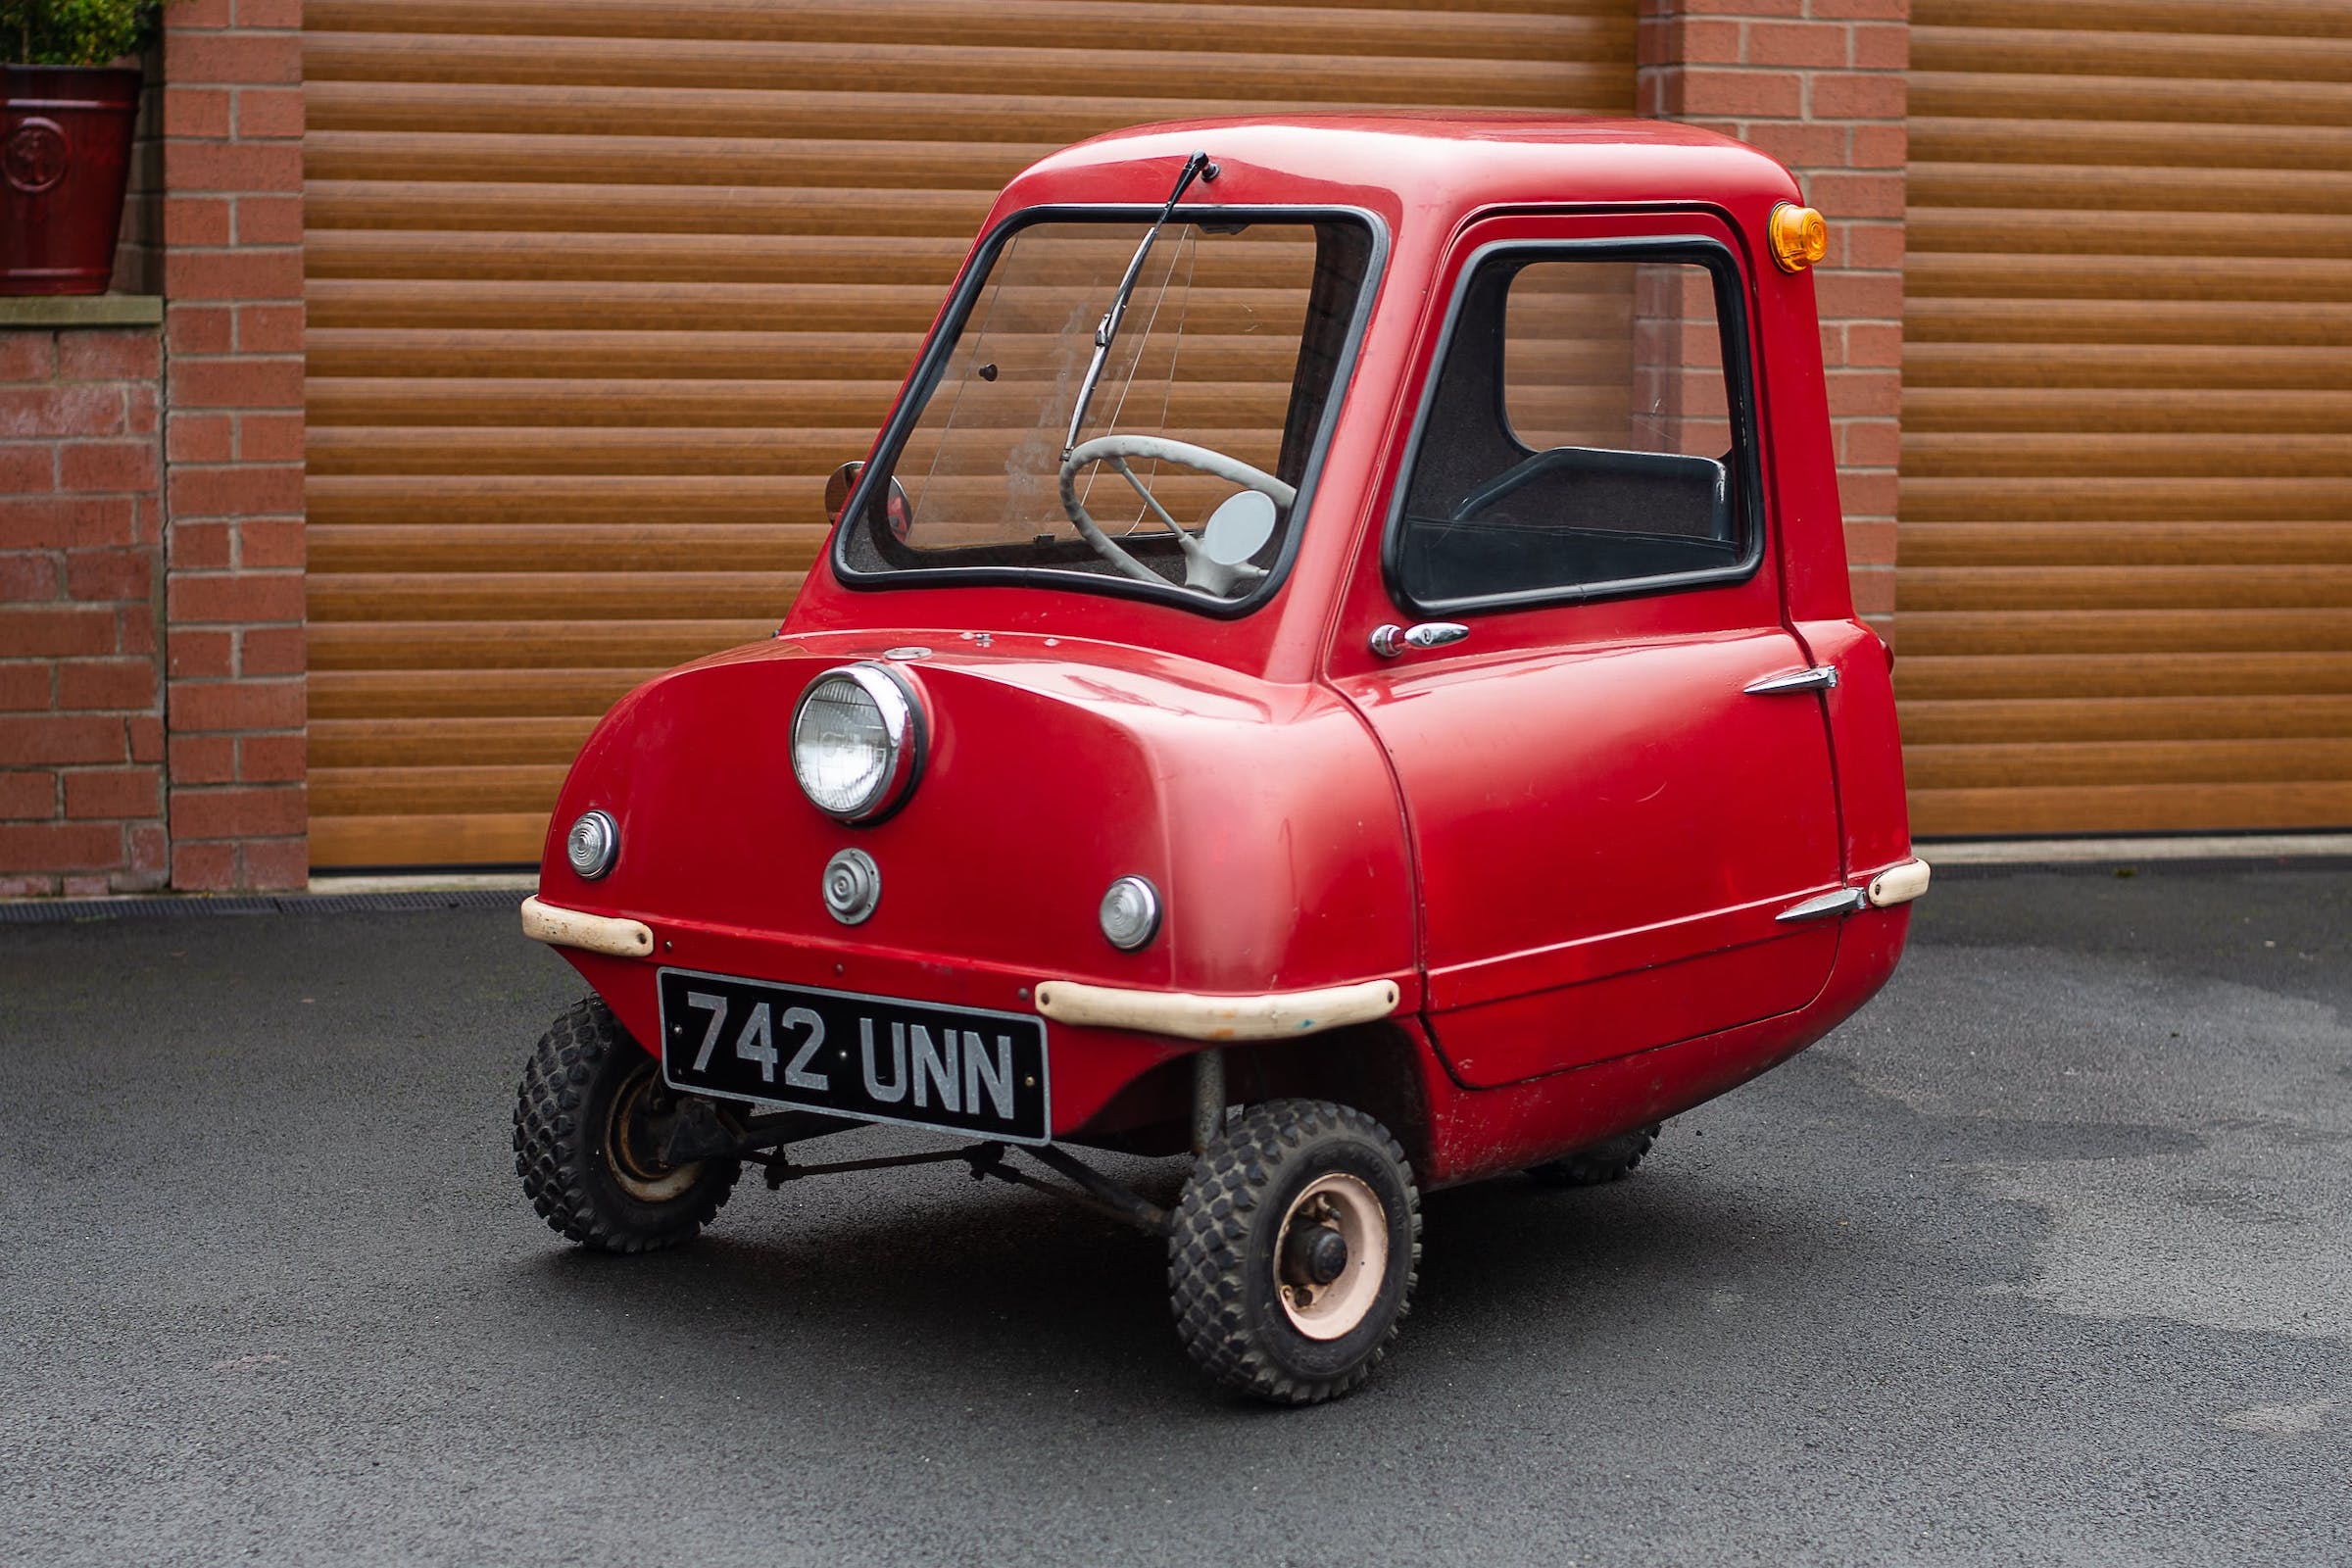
[1061,149,1218,460]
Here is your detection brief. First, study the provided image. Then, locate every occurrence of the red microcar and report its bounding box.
[511,116,1929,1404]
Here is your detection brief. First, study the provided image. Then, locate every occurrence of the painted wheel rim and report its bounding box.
[605,1063,701,1203]
[1273,1172,1389,1341]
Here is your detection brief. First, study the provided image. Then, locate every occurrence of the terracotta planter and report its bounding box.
[3,65,143,296]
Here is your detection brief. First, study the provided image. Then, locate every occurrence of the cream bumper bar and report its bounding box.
[518,896,1398,1044]
[1034,978,1400,1042]
[1866,858,1932,907]
[519,896,654,959]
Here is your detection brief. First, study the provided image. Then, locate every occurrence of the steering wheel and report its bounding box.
[1058,434,1297,597]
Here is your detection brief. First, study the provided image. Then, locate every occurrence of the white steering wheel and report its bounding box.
[1058,434,1297,597]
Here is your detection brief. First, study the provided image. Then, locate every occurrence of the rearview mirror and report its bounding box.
[826,460,912,542]
[824,461,864,525]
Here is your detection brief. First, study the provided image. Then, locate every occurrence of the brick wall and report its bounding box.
[0,326,168,897]
[159,0,308,891]
[1,2,305,899]
[1640,0,1907,626]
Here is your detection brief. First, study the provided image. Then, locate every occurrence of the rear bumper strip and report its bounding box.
[1866,858,1932,907]
[1033,978,1400,1042]
[520,896,654,959]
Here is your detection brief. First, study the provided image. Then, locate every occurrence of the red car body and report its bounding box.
[525,116,1922,1191]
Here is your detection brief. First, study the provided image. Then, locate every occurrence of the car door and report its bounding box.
[1327,212,1846,1089]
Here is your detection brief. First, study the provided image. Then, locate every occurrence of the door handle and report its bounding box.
[1370,622,1469,659]
[1777,887,1867,922]
[1744,665,1838,695]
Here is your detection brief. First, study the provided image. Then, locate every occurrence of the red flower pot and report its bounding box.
[3,66,143,296]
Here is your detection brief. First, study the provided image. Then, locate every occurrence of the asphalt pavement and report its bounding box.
[2,864,2347,1567]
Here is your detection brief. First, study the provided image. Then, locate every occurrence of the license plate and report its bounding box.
[657,967,1050,1144]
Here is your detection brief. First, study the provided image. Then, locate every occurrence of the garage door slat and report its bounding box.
[305,0,1615,56]
[307,32,1602,108]
[1910,117,2352,172]
[1898,608,2352,658]
[1905,782,2352,837]
[1901,477,2350,524]
[1902,342,2352,391]
[1899,521,2352,567]
[311,619,748,670]
[311,715,599,768]
[1918,3,2352,40]
[1895,652,2352,701]
[1900,695,2352,746]
[304,328,929,380]
[310,671,668,717]
[1910,72,2352,128]
[1903,388,2352,435]
[1900,565,2352,612]
[1908,737,2352,791]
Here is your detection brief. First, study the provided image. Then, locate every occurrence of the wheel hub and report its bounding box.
[606,1064,702,1203]
[1282,1222,1349,1287]
[1272,1172,1388,1341]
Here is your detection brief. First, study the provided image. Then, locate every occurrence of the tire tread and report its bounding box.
[512,995,737,1253]
[1166,1099,1420,1405]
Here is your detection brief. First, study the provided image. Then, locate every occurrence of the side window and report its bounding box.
[1392,247,1757,611]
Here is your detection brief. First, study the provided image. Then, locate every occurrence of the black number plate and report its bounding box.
[656,967,1050,1144]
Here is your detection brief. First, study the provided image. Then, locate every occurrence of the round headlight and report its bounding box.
[791,662,922,823]
[1099,874,1161,951]
[566,808,617,880]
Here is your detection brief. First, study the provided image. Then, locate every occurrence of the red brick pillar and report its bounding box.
[0,315,169,896]
[1639,0,1907,628]
[160,0,308,890]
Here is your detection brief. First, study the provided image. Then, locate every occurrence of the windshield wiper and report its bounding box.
[1061,149,1218,459]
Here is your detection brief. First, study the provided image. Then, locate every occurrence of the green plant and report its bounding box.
[4,0,170,68]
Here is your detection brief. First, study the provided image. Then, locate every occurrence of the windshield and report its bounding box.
[837,214,1376,608]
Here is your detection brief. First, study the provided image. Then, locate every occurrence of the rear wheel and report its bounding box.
[513,995,739,1252]
[1527,1123,1660,1188]
[1167,1100,1420,1404]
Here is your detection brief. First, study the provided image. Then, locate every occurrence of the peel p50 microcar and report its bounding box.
[510,117,1928,1404]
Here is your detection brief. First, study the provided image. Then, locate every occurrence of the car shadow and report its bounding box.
[501,1150,1816,1413]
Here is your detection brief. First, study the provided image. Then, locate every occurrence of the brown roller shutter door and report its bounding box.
[1903,1,2352,836]
[301,1,1638,868]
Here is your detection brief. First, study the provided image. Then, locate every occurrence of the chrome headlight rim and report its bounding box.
[565,808,618,881]
[789,661,927,825]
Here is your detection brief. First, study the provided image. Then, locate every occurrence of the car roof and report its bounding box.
[1002,115,1804,221]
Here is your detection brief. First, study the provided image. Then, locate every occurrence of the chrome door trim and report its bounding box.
[1744,665,1838,695]
[1775,887,1868,922]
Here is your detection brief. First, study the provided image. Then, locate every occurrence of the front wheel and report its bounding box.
[1167,1100,1420,1404]
[513,995,739,1253]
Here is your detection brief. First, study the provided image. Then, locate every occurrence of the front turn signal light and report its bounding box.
[1099,875,1162,952]
[566,808,617,880]
[1769,203,1828,273]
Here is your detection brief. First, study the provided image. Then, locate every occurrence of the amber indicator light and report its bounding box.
[1769,203,1828,273]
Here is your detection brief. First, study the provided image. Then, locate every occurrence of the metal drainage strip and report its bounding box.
[0,887,529,925]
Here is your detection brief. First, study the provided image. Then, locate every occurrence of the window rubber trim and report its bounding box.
[1378,232,1769,619]
[827,203,1390,621]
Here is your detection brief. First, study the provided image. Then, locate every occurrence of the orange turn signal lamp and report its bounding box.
[1769,203,1828,273]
